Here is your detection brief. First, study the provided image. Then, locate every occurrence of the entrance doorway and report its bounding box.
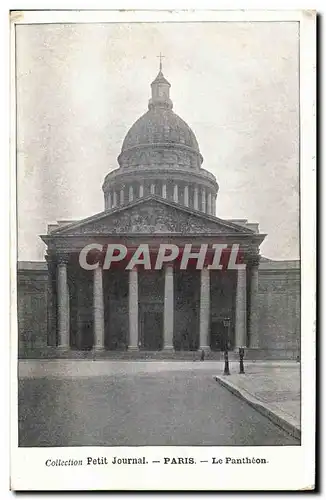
[140,311,163,350]
[210,320,229,351]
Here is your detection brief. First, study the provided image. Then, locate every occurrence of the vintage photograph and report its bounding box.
[15,18,302,452]
[10,7,317,491]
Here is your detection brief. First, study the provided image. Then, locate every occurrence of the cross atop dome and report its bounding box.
[157,52,165,72]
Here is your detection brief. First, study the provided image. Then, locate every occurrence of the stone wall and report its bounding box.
[17,262,48,356]
[256,260,300,358]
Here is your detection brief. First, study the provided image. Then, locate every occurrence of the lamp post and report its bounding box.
[223,317,231,375]
[239,347,245,374]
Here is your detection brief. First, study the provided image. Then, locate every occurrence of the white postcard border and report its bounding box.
[10,8,316,491]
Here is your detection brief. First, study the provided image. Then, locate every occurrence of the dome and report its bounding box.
[121,107,200,153]
[103,64,218,217]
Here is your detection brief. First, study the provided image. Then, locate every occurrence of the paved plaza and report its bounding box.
[215,362,300,439]
[18,361,300,447]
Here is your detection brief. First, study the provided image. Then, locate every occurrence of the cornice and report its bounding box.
[102,166,218,192]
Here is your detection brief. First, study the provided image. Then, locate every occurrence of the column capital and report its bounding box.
[57,253,70,265]
[245,252,261,268]
[45,253,57,269]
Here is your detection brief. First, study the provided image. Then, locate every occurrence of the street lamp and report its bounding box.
[239,347,245,374]
[223,317,231,375]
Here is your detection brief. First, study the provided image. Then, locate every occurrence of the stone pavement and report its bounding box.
[214,362,300,439]
[18,360,299,447]
[18,359,297,378]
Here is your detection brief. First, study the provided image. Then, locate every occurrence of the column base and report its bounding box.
[93,346,106,351]
[57,345,70,350]
[198,346,210,352]
[162,345,174,352]
[128,346,139,351]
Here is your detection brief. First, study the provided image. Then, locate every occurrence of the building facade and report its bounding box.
[17,67,300,359]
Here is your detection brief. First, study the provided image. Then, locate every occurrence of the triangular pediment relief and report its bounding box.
[49,196,255,236]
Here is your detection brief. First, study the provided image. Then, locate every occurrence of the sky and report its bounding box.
[16,21,299,261]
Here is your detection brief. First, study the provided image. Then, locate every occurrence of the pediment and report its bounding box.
[49,197,254,236]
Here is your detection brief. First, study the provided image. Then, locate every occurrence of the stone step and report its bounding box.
[19,348,229,360]
[18,347,299,360]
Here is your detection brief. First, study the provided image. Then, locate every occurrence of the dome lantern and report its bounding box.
[148,55,173,110]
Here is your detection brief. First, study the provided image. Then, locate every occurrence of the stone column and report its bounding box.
[57,256,69,348]
[45,255,56,346]
[76,282,83,350]
[162,183,167,198]
[207,192,212,215]
[163,265,174,350]
[107,192,112,209]
[173,183,178,203]
[120,188,124,206]
[211,195,215,216]
[184,185,189,207]
[235,268,247,348]
[139,184,144,198]
[129,185,133,202]
[249,264,260,348]
[93,265,105,350]
[199,267,210,350]
[201,188,206,213]
[66,280,70,343]
[128,267,139,350]
[150,183,155,195]
[194,186,199,210]
[113,191,117,207]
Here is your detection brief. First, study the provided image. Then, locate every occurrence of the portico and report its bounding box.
[43,197,263,353]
